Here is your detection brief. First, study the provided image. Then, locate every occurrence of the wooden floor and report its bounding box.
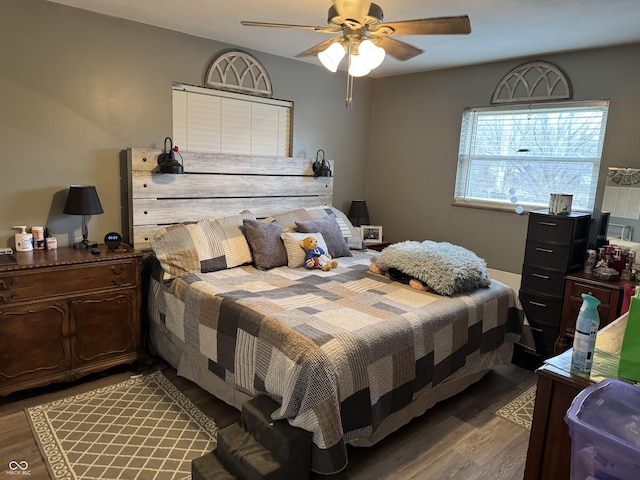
[0,359,535,480]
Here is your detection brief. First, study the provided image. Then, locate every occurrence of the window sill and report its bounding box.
[452,200,590,215]
[452,200,529,214]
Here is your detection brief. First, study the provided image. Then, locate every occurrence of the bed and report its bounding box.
[127,148,522,475]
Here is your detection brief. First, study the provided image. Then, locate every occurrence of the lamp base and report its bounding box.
[73,239,98,250]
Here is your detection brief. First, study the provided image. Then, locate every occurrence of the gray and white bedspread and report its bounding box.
[146,250,522,474]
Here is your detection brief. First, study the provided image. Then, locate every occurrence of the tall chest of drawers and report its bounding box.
[519,210,591,359]
[0,247,144,396]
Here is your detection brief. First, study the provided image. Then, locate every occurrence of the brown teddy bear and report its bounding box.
[300,236,338,271]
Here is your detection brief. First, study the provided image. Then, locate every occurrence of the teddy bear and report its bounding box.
[300,236,338,271]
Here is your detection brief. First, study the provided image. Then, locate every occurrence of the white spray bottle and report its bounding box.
[13,226,33,252]
[571,293,600,373]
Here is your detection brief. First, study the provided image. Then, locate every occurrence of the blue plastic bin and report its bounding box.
[565,378,640,480]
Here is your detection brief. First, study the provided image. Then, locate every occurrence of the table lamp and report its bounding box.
[63,185,104,249]
[347,200,370,227]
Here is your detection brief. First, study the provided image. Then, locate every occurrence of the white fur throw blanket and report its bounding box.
[373,240,490,296]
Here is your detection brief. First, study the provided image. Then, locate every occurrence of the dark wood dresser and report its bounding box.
[555,271,637,353]
[0,246,144,396]
[524,315,629,480]
[519,210,591,360]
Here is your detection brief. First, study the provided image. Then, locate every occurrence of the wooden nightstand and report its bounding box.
[366,242,392,252]
[0,246,144,396]
[555,271,636,353]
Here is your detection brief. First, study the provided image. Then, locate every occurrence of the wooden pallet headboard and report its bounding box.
[127,148,334,250]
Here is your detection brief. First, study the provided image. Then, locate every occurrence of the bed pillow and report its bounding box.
[270,205,366,250]
[243,219,287,270]
[281,231,329,268]
[306,206,363,245]
[197,211,256,272]
[295,215,352,258]
[149,223,210,280]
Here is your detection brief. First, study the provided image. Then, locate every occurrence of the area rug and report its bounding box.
[495,384,536,430]
[26,371,218,480]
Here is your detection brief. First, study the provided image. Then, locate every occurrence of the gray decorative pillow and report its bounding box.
[269,206,365,250]
[295,215,352,258]
[243,219,287,270]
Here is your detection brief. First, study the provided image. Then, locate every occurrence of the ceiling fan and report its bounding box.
[242,1,470,105]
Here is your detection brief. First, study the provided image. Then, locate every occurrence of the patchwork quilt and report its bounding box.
[146,250,522,474]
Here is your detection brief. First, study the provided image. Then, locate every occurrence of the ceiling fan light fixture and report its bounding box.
[241,3,471,106]
[318,42,346,72]
[359,39,385,70]
[348,53,371,77]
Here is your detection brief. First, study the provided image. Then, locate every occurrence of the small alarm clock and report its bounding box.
[104,232,122,250]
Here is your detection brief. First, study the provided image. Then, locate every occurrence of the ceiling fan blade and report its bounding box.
[372,15,471,36]
[334,0,371,23]
[241,20,338,33]
[295,38,341,58]
[375,36,423,61]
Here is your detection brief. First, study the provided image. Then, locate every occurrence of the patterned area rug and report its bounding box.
[26,371,218,480]
[495,385,536,430]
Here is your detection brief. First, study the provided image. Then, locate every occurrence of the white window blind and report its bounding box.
[172,83,292,156]
[454,101,609,212]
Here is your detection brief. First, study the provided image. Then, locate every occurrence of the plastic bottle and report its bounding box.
[13,225,33,252]
[32,226,45,249]
[571,293,601,373]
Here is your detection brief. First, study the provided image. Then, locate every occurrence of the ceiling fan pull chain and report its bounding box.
[346,43,353,107]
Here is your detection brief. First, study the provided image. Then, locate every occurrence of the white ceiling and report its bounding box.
[47,0,640,78]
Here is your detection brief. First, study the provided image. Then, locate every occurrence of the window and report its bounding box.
[454,101,609,212]
[172,83,292,156]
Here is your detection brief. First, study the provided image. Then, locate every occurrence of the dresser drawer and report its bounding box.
[521,265,566,297]
[0,260,137,305]
[567,281,613,306]
[523,241,571,270]
[519,290,563,359]
[527,213,588,245]
[519,290,564,325]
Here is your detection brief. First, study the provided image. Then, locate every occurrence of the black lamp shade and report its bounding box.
[348,200,370,227]
[63,185,104,215]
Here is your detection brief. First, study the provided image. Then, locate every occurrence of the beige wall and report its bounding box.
[0,0,372,248]
[2,1,639,275]
[369,44,640,272]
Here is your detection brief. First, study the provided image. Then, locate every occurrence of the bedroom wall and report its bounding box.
[0,0,372,249]
[368,43,640,273]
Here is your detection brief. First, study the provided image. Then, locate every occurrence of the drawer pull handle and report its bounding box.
[532,273,550,280]
[535,247,554,254]
[112,279,124,287]
[0,292,19,303]
[111,265,127,275]
[0,278,18,290]
[529,300,547,308]
[538,221,557,227]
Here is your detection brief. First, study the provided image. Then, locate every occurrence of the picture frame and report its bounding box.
[361,225,383,244]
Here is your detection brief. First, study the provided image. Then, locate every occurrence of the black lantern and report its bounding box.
[312,149,332,177]
[157,136,184,174]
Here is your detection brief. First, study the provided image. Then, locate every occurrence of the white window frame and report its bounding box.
[454,100,609,213]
